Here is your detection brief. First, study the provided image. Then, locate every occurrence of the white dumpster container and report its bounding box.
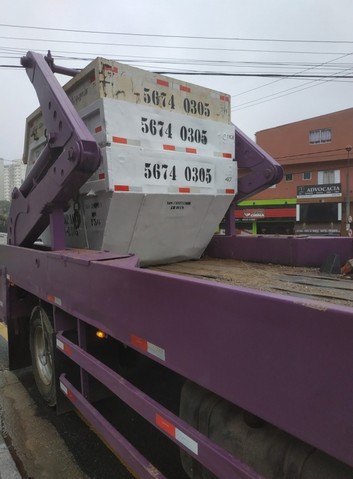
[23,58,237,265]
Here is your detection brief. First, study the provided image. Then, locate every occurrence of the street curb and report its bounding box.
[0,433,22,479]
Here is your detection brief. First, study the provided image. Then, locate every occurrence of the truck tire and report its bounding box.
[29,305,56,406]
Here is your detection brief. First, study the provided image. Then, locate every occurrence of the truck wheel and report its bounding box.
[29,306,56,406]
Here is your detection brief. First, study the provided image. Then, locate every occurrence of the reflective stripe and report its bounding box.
[156,414,198,455]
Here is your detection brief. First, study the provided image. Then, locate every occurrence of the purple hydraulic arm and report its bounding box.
[7,51,101,249]
[234,125,283,203]
[225,126,283,235]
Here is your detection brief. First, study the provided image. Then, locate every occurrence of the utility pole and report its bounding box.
[346,145,352,236]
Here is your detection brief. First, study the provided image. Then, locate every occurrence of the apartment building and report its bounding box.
[3,160,26,202]
[235,107,353,236]
[0,159,4,201]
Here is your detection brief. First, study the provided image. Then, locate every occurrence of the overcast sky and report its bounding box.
[1,0,353,161]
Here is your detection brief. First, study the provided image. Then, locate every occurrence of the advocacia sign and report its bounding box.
[297,183,341,199]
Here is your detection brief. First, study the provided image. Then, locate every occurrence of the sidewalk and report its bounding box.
[0,323,21,478]
[0,433,21,479]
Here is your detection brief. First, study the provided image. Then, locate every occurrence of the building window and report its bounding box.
[303,171,311,180]
[309,128,332,144]
[298,203,340,222]
[285,173,293,181]
[318,170,340,184]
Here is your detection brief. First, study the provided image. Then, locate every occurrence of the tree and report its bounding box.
[0,201,10,216]
[0,201,10,233]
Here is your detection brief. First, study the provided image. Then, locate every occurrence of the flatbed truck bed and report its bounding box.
[154,256,353,307]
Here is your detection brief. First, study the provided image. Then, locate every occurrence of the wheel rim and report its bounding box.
[33,320,53,386]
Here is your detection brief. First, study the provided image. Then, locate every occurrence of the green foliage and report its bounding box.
[0,201,10,216]
[0,201,10,232]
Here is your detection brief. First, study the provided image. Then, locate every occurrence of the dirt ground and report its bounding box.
[154,257,353,308]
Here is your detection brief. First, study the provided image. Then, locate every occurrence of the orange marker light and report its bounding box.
[96,330,108,340]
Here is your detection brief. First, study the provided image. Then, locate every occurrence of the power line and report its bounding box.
[0,35,351,116]
[1,48,352,79]
[232,62,353,111]
[1,31,352,82]
[232,51,353,107]
[0,60,352,79]
[275,147,348,160]
[0,64,22,68]
[1,34,351,57]
[156,72,353,78]
[2,49,350,71]
[1,23,353,45]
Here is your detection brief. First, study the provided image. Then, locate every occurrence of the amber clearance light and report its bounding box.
[95,330,108,339]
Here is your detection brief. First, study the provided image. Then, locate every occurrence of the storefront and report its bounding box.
[235,199,297,235]
[295,183,342,236]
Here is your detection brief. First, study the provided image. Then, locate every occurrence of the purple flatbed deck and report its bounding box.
[1,235,353,477]
[154,256,353,308]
